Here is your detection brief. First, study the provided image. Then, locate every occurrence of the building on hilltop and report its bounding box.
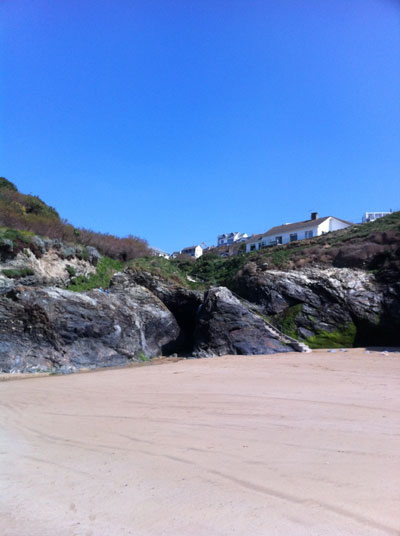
[217,232,248,247]
[149,246,170,259]
[362,211,392,223]
[179,245,204,259]
[245,212,352,253]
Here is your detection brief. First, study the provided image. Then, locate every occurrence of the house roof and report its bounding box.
[218,232,241,238]
[264,216,330,236]
[182,245,201,250]
[150,246,169,255]
[246,216,353,243]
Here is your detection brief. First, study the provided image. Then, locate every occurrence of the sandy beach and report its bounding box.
[1,349,399,536]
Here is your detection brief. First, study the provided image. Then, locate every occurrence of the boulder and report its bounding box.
[86,246,101,265]
[112,269,203,353]
[193,287,295,357]
[0,283,181,372]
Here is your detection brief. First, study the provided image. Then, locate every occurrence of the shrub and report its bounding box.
[0,177,151,261]
[66,265,76,277]
[0,177,18,191]
[2,267,34,278]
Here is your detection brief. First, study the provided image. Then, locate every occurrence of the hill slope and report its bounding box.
[0,177,150,260]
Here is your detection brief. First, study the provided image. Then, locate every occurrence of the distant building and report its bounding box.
[245,212,352,253]
[217,232,248,247]
[362,211,392,223]
[149,247,170,259]
[180,245,203,259]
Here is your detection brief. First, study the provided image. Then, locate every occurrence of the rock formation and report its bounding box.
[0,225,399,373]
[232,265,400,347]
[193,287,301,357]
[112,269,203,353]
[0,239,99,288]
[0,283,180,373]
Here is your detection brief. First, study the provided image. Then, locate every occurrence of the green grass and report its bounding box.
[138,351,150,362]
[2,267,35,278]
[67,256,124,292]
[130,256,189,284]
[129,256,207,290]
[66,264,76,277]
[269,248,295,268]
[305,323,357,349]
[172,254,248,288]
[0,227,34,245]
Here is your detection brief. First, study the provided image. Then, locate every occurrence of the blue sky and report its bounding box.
[1,0,399,252]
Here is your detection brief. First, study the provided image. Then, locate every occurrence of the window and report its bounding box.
[275,236,282,244]
[289,233,298,242]
[305,230,313,239]
[250,244,256,251]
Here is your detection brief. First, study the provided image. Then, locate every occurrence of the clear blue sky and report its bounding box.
[1,0,399,252]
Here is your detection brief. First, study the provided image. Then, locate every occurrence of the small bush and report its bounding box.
[2,267,34,278]
[0,177,18,191]
[1,228,33,245]
[66,265,76,277]
[138,351,149,362]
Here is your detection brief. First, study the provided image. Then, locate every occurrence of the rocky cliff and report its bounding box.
[1,215,399,372]
[0,283,180,373]
[231,264,400,348]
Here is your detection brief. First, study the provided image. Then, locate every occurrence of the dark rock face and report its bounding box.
[2,257,398,373]
[233,267,400,346]
[193,287,295,357]
[0,284,180,372]
[112,269,203,353]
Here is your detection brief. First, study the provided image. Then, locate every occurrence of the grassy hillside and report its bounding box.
[0,177,150,261]
[126,213,400,290]
[1,176,398,291]
[237,211,400,270]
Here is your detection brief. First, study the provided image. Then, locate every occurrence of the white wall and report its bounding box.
[181,246,203,258]
[328,218,351,232]
[275,224,320,245]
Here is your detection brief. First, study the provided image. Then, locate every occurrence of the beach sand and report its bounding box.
[1,348,399,536]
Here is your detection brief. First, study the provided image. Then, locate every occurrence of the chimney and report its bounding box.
[311,212,318,220]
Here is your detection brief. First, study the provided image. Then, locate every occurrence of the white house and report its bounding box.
[245,213,352,253]
[149,246,170,259]
[180,245,203,259]
[217,232,248,247]
[362,211,392,223]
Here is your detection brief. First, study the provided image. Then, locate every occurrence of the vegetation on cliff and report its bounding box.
[128,254,248,290]
[67,257,124,292]
[0,177,150,261]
